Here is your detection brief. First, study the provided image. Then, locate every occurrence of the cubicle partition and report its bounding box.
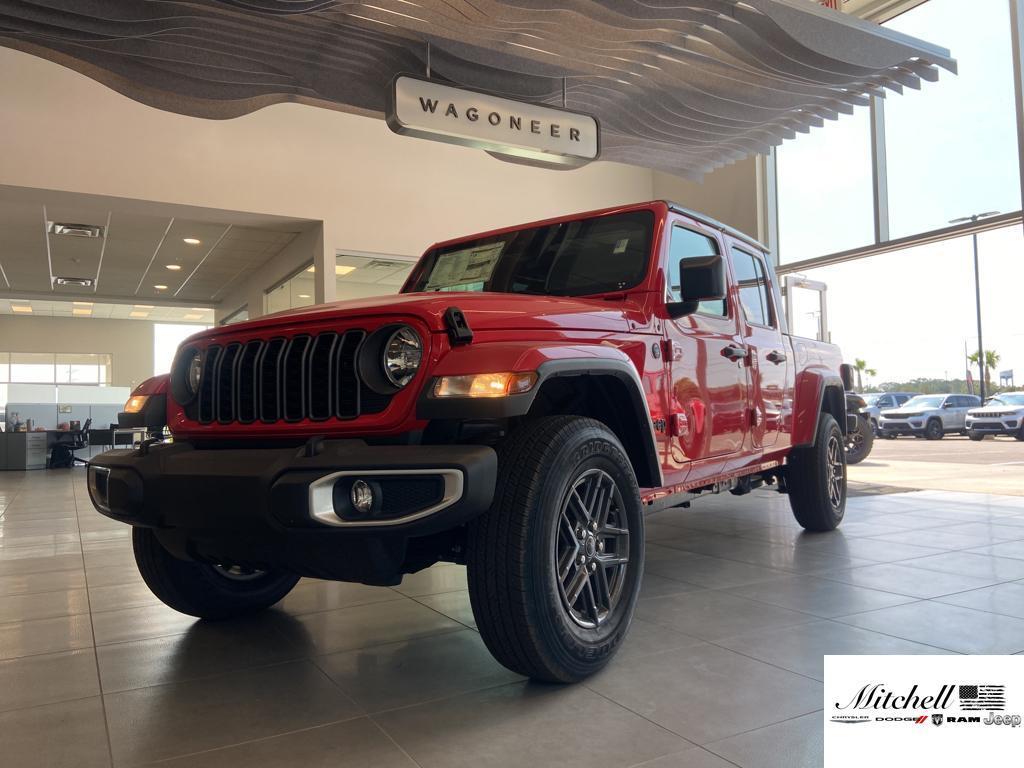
[2,385,131,470]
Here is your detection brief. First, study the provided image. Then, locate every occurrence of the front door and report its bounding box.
[663,221,749,486]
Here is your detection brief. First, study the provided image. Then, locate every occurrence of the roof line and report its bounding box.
[664,201,769,253]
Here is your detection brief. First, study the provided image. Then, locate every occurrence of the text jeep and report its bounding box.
[88,201,851,682]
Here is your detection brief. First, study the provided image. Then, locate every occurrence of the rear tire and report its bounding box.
[925,419,944,440]
[786,413,846,532]
[132,528,299,619]
[466,416,644,683]
[845,415,873,465]
[1016,425,1024,442]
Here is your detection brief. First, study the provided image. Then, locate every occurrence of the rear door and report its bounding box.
[728,243,789,450]
[948,395,976,429]
[663,219,749,485]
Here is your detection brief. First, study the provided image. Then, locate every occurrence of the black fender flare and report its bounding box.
[811,375,847,446]
[417,358,662,488]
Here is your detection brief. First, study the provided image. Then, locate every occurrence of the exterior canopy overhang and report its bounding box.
[0,0,955,178]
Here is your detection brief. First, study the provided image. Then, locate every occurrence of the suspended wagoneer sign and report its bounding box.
[386,75,599,168]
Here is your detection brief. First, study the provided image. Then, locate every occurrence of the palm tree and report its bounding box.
[967,350,1001,389]
[853,358,877,392]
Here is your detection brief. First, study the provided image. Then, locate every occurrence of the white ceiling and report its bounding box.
[0,186,316,305]
[0,298,215,324]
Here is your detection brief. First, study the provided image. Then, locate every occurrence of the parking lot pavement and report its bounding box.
[850,435,1024,496]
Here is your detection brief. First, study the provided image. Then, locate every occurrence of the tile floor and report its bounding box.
[2,469,1024,767]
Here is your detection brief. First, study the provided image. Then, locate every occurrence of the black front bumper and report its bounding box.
[86,439,496,584]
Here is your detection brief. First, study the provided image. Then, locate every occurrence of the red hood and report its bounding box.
[195,292,652,341]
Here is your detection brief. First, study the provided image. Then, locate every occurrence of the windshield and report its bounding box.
[987,393,1024,406]
[902,395,945,409]
[406,211,653,297]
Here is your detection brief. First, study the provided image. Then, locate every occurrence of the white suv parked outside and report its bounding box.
[878,394,981,440]
[861,392,917,433]
[966,392,1024,441]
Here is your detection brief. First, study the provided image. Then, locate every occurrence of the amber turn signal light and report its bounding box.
[123,395,148,413]
[433,372,538,398]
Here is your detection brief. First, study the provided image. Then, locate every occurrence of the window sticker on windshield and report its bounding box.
[425,243,504,291]
[613,238,629,254]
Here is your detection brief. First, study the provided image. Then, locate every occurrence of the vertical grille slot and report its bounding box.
[335,330,364,419]
[197,345,222,424]
[236,340,263,423]
[258,338,286,423]
[307,333,337,421]
[194,327,391,425]
[282,335,311,422]
[215,342,242,424]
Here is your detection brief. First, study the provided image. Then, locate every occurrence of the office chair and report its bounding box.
[66,418,92,466]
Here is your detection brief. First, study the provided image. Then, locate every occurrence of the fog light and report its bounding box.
[350,480,375,515]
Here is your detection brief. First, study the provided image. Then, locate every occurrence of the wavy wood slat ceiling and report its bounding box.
[0,0,955,178]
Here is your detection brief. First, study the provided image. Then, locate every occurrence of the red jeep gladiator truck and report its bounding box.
[88,201,851,682]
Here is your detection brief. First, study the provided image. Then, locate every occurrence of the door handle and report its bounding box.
[721,345,749,361]
[766,350,787,364]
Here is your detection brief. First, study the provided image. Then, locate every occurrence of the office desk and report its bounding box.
[0,431,49,470]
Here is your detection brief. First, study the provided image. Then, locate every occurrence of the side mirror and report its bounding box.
[840,363,855,391]
[942,402,954,409]
[666,254,726,319]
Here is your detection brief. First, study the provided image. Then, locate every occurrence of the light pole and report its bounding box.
[949,211,1000,400]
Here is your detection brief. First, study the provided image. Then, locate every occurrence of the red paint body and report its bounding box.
[144,201,843,500]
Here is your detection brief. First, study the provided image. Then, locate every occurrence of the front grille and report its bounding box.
[194,329,390,425]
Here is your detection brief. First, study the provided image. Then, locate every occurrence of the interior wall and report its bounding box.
[0,46,764,316]
[651,158,761,240]
[0,316,153,389]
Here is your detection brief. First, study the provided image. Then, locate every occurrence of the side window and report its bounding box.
[895,395,909,405]
[879,397,894,408]
[731,248,774,328]
[668,226,727,318]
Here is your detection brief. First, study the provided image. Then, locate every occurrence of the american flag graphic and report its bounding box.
[959,684,1006,711]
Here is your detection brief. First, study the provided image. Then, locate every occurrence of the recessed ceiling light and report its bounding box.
[134,304,154,309]
[129,311,150,318]
[183,313,204,320]
[73,301,93,306]
[335,265,356,276]
[183,237,201,245]
[72,308,92,316]
[153,285,168,290]
[11,305,32,313]
[165,264,182,271]
[298,294,311,299]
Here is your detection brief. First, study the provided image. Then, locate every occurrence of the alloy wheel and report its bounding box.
[211,563,266,581]
[554,468,631,629]
[826,434,845,509]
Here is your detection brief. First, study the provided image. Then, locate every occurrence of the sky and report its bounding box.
[775,0,1022,387]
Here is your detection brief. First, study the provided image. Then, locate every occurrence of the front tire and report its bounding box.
[132,528,299,619]
[786,413,846,532]
[925,419,944,440]
[968,430,985,441]
[466,416,644,683]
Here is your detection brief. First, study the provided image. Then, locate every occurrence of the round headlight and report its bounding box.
[382,326,422,387]
[187,350,203,395]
